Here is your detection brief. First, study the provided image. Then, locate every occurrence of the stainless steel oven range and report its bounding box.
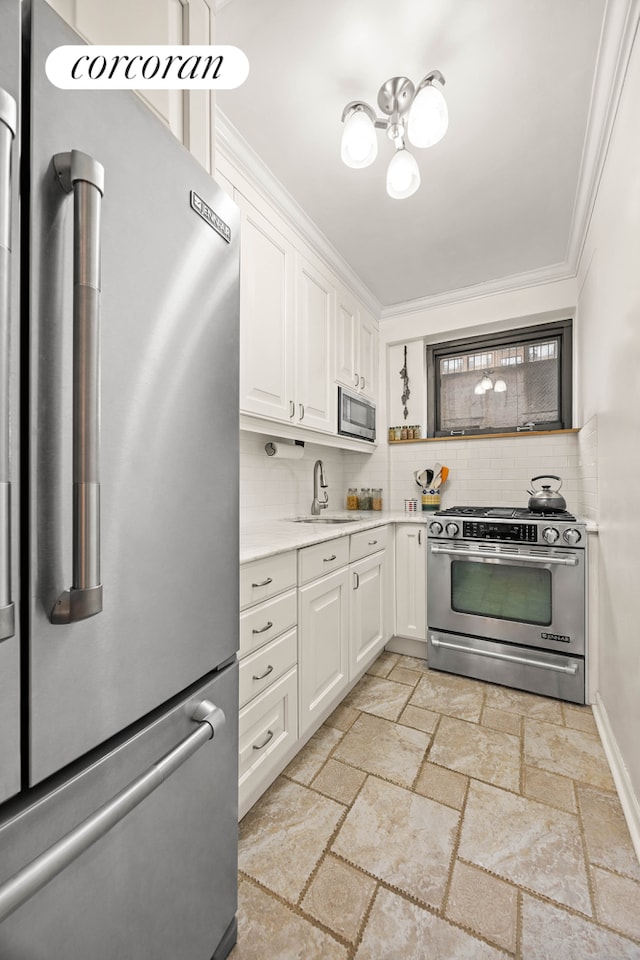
[426,506,586,703]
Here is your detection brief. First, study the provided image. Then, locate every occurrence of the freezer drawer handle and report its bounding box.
[0,88,17,642]
[0,697,225,924]
[430,636,579,675]
[50,150,105,624]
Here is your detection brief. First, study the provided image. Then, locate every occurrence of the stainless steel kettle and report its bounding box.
[527,475,567,512]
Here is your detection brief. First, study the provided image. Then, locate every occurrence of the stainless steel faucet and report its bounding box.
[311,459,329,515]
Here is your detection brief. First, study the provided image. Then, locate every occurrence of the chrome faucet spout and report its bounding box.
[311,459,329,515]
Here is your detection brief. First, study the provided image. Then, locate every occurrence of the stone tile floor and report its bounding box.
[231,652,640,959]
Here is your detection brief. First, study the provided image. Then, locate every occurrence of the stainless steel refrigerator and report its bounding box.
[0,1,240,955]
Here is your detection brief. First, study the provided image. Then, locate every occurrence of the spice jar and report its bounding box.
[400,425,408,440]
[388,426,396,442]
[372,488,383,511]
[394,426,402,441]
[346,488,359,510]
[359,487,372,510]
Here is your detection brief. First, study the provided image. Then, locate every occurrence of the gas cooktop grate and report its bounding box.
[435,505,578,522]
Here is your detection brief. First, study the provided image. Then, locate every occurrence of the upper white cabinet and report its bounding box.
[215,152,379,443]
[46,0,215,173]
[335,285,378,401]
[236,192,335,434]
[295,253,335,434]
[238,193,296,424]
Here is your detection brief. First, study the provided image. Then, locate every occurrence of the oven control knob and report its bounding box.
[428,521,443,535]
[542,526,560,544]
[445,522,459,537]
[563,527,582,545]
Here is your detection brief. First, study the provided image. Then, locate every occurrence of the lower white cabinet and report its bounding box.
[298,566,350,739]
[395,523,427,641]
[238,667,298,819]
[350,550,386,679]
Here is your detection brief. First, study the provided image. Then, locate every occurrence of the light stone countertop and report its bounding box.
[240,511,429,564]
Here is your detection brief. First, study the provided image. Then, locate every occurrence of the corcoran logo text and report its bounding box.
[541,632,571,643]
[45,45,249,90]
[190,192,231,243]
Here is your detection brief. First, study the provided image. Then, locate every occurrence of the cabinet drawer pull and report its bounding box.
[353,572,360,590]
[289,400,295,419]
[361,376,366,390]
[251,577,273,588]
[252,730,274,751]
[252,664,274,681]
[368,539,378,546]
[299,403,305,420]
[323,554,337,562]
[418,529,422,546]
[251,621,273,635]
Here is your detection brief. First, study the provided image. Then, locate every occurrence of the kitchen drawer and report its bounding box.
[238,666,298,818]
[350,524,389,562]
[240,551,297,610]
[298,536,349,585]
[239,627,297,709]
[239,588,297,658]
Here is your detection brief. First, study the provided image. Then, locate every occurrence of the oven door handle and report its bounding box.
[429,544,579,566]
[430,636,579,675]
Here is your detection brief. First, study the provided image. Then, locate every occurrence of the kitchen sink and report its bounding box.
[293,516,362,524]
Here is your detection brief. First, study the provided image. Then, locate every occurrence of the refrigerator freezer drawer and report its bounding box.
[0,661,238,959]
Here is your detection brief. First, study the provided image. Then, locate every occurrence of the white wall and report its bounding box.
[575,17,640,817]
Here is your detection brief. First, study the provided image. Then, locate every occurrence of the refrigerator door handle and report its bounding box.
[50,150,105,624]
[0,697,226,923]
[0,88,17,642]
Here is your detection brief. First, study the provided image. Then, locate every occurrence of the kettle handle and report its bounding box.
[530,474,563,489]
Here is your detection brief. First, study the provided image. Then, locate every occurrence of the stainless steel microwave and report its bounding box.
[337,387,376,442]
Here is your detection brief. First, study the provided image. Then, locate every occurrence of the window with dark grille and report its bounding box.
[426,320,572,437]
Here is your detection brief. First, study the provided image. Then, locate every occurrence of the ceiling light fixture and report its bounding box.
[340,71,447,199]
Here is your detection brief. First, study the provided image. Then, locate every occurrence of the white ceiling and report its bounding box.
[215,0,609,310]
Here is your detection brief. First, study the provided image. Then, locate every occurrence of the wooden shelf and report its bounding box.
[388,428,580,444]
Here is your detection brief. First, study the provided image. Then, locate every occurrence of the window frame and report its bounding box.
[426,319,573,438]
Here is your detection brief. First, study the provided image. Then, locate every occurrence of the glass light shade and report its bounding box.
[494,379,507,393]
[474,382,486,395]
[480,374,494,391]
[407,79,448,148]
[386,148,420,199]
[341,108,378,168]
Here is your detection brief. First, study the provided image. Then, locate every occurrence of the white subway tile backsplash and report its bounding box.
[240,420,598,525]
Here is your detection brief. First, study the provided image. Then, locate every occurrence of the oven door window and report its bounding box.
[451,559,552,625]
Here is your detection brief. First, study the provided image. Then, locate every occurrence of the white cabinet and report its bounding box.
[295,254,335,434]
[239,551,299,819]
[46,0,215,173]
[298,550,350,739]
[236,193,336,435]
[335,285,378,401]
[237,193,296,424]
[395,523,427,642]
[349,527,388,678]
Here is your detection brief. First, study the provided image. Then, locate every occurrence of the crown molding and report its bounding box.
[215,109,383,317]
